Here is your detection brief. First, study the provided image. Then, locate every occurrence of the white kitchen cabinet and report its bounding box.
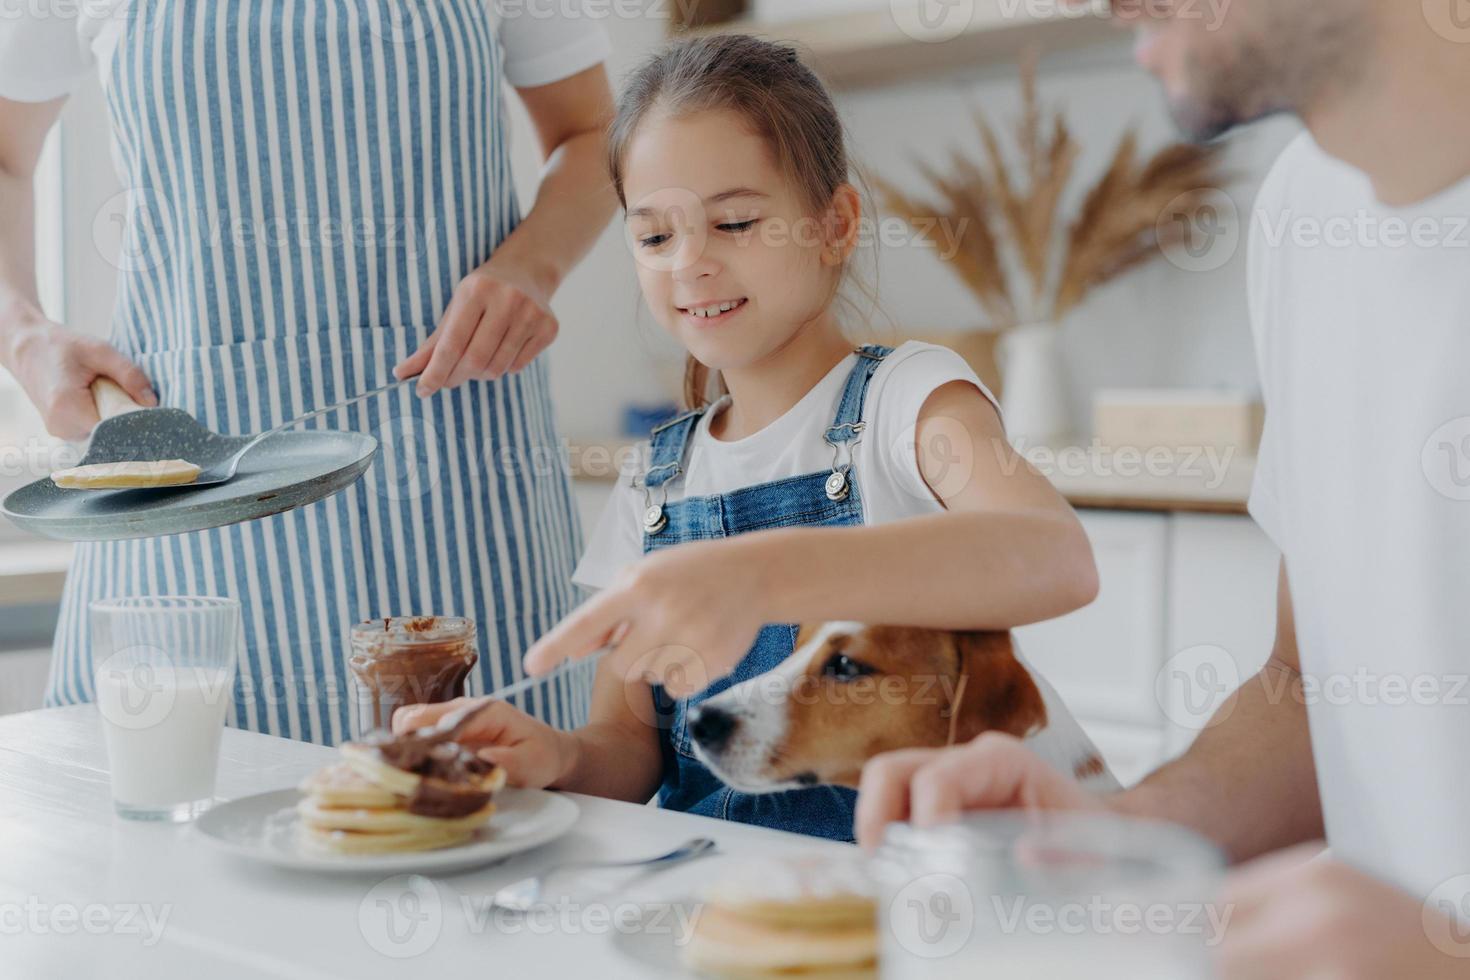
[1016,511,1169,727]
[1018,510,1280,783]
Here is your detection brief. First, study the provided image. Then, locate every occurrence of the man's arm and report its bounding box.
[1112,560,1323,862]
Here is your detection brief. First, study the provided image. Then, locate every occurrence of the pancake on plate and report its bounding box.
[296,709,505,855]
[684,855,878,977]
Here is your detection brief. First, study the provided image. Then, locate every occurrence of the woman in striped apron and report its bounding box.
[0,2,615,742]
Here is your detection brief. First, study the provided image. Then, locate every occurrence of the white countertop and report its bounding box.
[0,706,851,980]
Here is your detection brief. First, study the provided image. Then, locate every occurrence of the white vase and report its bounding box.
[997,322,1073,446]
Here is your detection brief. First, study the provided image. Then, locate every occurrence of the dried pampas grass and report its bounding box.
[879,53,1227,328]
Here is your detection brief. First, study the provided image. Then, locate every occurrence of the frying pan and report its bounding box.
[2,380,391,542]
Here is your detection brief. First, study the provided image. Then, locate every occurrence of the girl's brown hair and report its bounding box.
[608,34,861,411]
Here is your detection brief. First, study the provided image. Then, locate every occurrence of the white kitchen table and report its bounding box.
[0,706,853,980]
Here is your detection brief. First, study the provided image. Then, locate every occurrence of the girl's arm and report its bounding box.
[759,379,1098,628]
[393,656,664,804]
[550,661,664,802]
[525,383,1099,694]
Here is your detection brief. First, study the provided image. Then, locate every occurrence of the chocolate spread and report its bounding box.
[348,616,477,736]
[360,729,497,819]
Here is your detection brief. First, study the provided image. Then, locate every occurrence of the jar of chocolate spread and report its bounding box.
[348,616,477,736]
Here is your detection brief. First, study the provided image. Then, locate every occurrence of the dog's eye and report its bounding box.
[822,653,872,682]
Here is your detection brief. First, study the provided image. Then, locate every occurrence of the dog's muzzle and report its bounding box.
[689,704,738,753]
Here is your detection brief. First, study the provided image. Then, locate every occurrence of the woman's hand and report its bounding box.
[855,733,1109,849]
[393,258,559,398]
[2,316,157,441]
[523,538,771,698]
[1216,844,1467,979]
[392,696,576,791]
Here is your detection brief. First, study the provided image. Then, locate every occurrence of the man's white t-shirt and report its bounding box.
[573,342,996,589]
[1248,133,1470,903]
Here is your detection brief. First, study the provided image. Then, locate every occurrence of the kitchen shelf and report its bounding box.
[566,436,1252,515]
[1033,445,1254,515]
[685,2,1121,89]
[0,540,73,607]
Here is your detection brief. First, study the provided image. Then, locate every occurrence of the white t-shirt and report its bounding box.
[0,0,609,102]
[1248,133,1470,905]
[574,342,997,589]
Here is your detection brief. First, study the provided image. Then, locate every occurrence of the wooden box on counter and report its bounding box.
[1094,388,1264,457]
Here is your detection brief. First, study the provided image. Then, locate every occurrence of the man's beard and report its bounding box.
[1167,43,1291,142]
[1161,0,1372,143]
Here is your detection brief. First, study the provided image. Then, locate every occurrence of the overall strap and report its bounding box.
[641,409,704,490]
[818,345,893,504]
[825,345,894,444]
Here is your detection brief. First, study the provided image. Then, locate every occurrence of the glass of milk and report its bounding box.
[873,810,1226,979]
[91,596,241,822]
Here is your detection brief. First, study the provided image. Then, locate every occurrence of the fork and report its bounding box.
[488,837,717,913]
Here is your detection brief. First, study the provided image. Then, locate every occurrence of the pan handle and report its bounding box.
[91,378,150,422]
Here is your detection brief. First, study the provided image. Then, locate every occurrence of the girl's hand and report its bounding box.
[391,697,575,791]
[3,317,158,441]
[393,258,558,398]
[523,539,769,698]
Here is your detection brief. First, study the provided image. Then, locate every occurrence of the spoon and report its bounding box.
[488,837,718,914]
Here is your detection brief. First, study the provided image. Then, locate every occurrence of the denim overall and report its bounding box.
[636,346,893,841]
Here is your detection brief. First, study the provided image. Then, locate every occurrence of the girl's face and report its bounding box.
[622,108,852,373]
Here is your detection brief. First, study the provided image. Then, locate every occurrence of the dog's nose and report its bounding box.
[689,705,737,751]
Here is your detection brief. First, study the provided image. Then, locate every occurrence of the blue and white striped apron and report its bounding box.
[44,0,592,743]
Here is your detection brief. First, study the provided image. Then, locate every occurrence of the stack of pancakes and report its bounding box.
[297,728,505,855]
[684,856,878,977]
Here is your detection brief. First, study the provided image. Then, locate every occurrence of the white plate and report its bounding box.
[193,787,579,874]
[609,896,701,977]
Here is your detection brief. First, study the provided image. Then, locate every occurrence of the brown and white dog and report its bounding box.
[687,623,1118,794]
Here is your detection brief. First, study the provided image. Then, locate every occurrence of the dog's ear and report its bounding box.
[793,623,822,654]
[946,631,1048,745]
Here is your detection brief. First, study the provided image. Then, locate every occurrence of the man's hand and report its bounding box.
[855,732,1108,848]
[3,318,157,441]
[523,537,770,698]
[394,259,559,398]
[1217,845,1470,979]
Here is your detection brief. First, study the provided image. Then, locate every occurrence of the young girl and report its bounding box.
[396,34,1098,841]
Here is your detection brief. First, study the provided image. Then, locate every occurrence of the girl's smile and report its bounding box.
[620,108,850,375]
[678,297,749,323]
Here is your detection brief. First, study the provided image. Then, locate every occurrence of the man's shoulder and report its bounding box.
[1253,130,1360,214]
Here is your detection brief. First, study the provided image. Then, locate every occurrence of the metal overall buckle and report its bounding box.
[823,422,866,502]
[636,464,679,536]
